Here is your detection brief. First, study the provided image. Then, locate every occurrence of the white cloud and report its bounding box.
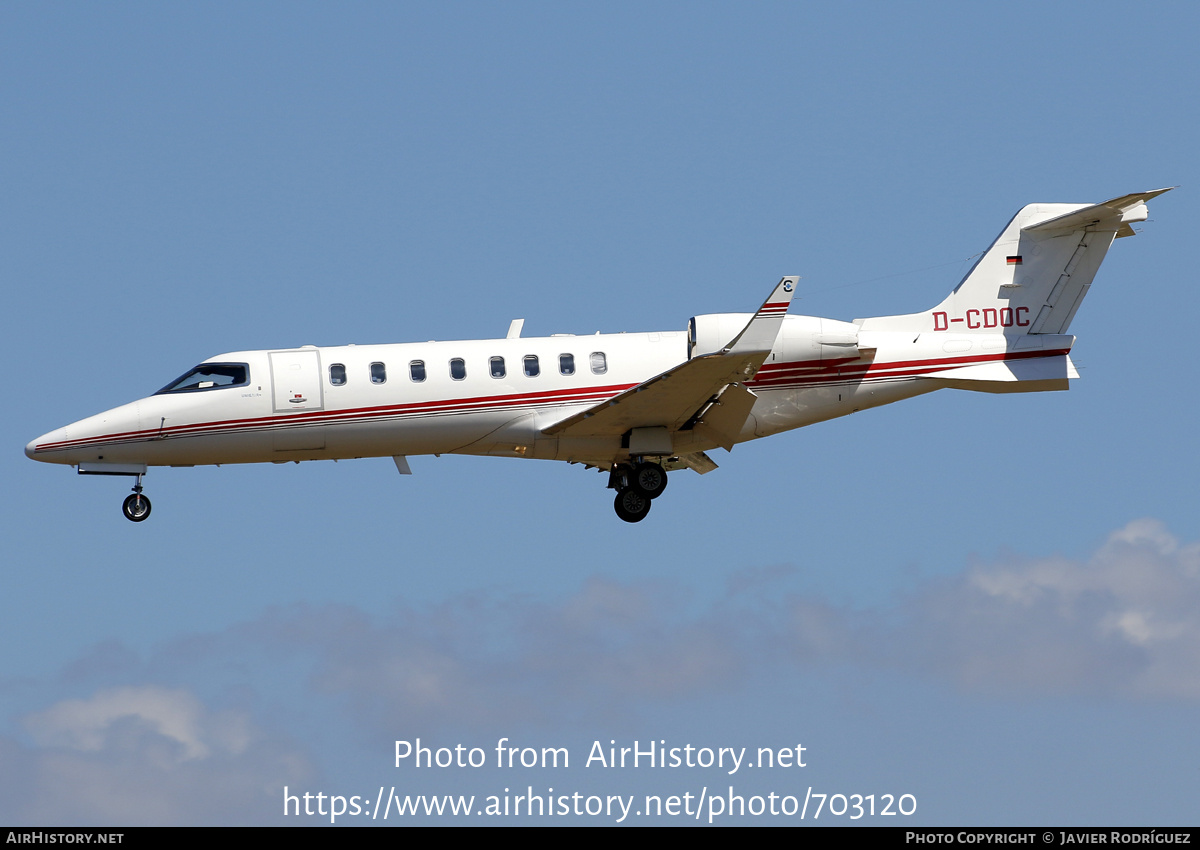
[10,519,1200,824]
[25,686,223,760]
[7,685,313,825]
[188,522,1200,737]
[876,519,1200,699]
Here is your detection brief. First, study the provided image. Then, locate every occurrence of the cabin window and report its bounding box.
[559,354,575,375]
[156,363,249,394]
[370,362,386,384]
[329,364,347,386]
[590,352,607,374]
[490,356,506,378]
[410,360,426,382]
[523,355,540,377]
[450,358,467,380]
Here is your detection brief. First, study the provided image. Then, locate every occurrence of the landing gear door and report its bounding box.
[270,350,324,413]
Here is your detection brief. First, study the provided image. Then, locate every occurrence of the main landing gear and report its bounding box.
[121,476,152,522]
[609,460,669,523]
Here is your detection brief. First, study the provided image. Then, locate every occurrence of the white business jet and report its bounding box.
[27,190,1171,523]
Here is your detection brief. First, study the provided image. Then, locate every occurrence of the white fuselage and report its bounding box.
[25,189,1167,523]
[25,314,1073,471]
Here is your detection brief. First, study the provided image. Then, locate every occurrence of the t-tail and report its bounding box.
[860,189,1172,335]
[854,189,1173,393]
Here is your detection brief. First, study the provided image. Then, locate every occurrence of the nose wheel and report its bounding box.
[121,478,152,522]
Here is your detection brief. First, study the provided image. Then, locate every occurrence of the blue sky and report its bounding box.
[2,2,1198,825]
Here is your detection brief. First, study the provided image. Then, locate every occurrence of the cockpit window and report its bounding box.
[155,363,249,394]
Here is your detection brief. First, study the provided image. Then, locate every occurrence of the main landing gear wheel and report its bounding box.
[122,492,152,522]
[614,489,651,523]
[632,462,668,499]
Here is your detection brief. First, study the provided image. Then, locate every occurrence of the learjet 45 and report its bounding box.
[26,189,1171,523]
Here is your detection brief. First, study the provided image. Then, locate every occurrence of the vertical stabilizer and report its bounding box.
[857,189,1171,334]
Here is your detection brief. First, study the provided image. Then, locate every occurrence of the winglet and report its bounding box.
[724,276,798,353]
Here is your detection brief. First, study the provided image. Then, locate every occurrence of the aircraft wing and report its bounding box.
[542,277,797,445]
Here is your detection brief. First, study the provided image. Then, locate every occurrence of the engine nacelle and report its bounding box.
[687,313,753,358]
[688,313,864,363]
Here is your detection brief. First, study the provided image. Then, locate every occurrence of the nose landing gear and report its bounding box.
[121,476,152,522]
[77,464,154,523]
[608,460,669,523]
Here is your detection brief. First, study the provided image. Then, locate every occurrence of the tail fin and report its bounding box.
[858,189,1172,334]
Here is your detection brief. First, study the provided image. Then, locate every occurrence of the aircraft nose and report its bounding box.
[26,427,69,463]
[26,402,143,466]
[26,431,53,461]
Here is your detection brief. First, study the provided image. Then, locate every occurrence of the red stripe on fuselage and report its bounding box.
[35,348,1073,454]
[749,348,1071,388]
[33,382,637,453]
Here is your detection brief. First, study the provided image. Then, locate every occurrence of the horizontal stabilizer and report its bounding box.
[1023,188,1174,236]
